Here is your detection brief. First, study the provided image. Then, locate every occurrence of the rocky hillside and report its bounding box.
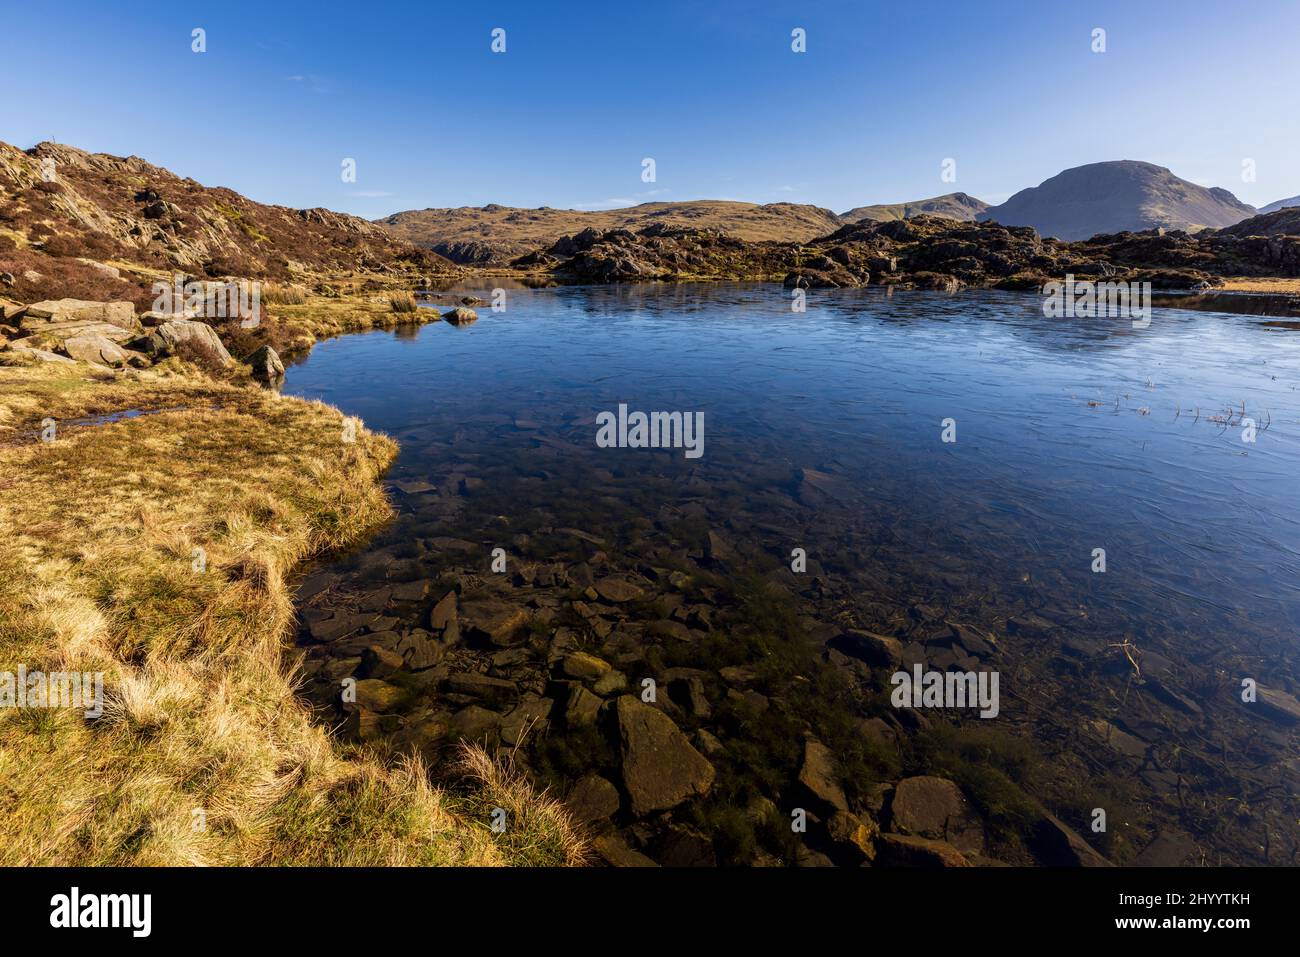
[978,161,1256,241]
[513,223,797,282]
[840,192,989,224]
[1227,209,1300,237]
[0,140,456,307]
[377,201,843,265]
[522,210,1300,289]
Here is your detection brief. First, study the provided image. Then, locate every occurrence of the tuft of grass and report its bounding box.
[262,283,308,305]
[0,360,581,866]
[387,292,418,313]
[454,744,587,867]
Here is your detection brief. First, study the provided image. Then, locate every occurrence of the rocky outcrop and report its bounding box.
[533,222,794,283]
[0,140,458,287]
[23,298,137,330]
[523,202,1300,288]
[155,319,233,365]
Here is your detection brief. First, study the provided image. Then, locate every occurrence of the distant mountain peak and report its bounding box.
[977,161,1255,240]
[840,192,990,224]
[1259,194,1300,214]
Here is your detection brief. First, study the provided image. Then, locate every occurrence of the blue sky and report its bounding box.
[3,0,1298,217]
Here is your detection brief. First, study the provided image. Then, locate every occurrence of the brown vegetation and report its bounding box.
[0,360,584,865]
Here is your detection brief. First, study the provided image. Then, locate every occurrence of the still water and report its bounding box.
[284,283,1300,865]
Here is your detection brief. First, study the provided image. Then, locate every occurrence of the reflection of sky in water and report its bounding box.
[284,284,1300,657]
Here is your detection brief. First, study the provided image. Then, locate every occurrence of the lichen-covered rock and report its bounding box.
[23,299,136,330]
[155,319,233,365]
[62,334,128,366]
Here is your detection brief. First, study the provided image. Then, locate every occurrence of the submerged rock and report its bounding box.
[829,629,903,669]
[457,596,528,646]
[1030,811,1113,867]
[889,775,985,856]
[566,773,621,824]
[615,695,715,816]
[593,577,645,603]
[1255,686,1300,724]
[827,810,879,863]
[798,737,848,815]
[877,833,973,868]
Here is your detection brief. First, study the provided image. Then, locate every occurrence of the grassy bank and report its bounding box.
[0,356,583,865]
[1218,277,1300,293]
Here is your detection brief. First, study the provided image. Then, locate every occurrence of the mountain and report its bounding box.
[0,140,453,307]
[377,200,843,264]
[977,161,1256,240]
[840,192,989,224]
[1259,195,1300,214]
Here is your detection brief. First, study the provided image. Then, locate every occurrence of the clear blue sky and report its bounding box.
[3,0,1297,217]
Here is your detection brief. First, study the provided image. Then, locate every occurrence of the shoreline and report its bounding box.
[0,316,584,866]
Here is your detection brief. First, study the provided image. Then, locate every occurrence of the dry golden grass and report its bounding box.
[387,292,418,313]
[1218,277,1300,293]
[261,282,309,305]
[265,292,436,354]
[0,360,583,866]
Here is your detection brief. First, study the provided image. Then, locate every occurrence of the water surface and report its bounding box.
[285,283,1300,865]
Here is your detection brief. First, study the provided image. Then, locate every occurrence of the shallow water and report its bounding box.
[284,283,1300,865]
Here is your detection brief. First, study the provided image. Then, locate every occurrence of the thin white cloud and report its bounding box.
[573,188,672,210]
[573,197,638,210]
[286,74,329,93]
